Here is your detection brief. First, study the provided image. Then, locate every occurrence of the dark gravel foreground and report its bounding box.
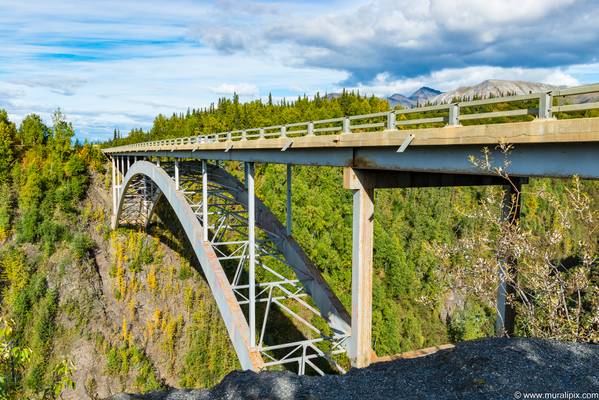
[109,338,599,400]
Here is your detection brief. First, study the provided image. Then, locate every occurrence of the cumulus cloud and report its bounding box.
[209,83,259,96]
[347,65,582,98]
[198,0,599,83]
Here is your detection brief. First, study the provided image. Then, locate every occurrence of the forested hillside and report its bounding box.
[0,92,597,399]
[0,110,101,398]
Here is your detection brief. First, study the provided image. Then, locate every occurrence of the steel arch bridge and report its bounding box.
[113,159,352,374]
[105,83,599,374]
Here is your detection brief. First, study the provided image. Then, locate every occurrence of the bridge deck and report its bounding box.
[104,117,599,152]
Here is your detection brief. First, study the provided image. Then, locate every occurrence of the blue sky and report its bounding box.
[1,0,598,141]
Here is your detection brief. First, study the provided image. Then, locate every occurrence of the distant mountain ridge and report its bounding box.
[328,79,593,110]
[431,79,561,104]
[388,86,441,108]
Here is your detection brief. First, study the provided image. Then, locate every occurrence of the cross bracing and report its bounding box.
[112,159,350,375]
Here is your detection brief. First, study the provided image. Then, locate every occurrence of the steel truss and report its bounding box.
[114,158,350,375]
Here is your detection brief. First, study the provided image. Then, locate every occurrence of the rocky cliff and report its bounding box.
[108,338,599,400]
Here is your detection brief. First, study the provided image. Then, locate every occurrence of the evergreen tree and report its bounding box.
[17,114,49,146]
[0,110,16,182]
[0,182,12,239]
[51,109,74,159]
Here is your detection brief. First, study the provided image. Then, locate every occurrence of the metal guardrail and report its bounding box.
[109,83,599,150]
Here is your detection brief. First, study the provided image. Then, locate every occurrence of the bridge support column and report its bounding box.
[344,168,374,368]
[111,156,117,215]
[246,162,257,348]
[286,164,292,236]
[496,180,522,337]
[175,159,180,190]
[118,156,124,201]
[202,160,208,241]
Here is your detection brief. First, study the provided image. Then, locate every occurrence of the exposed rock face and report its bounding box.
[108,338,599,400]
[431,79,560,104]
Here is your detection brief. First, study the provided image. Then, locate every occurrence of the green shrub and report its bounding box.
[71,232,95,260]
[448,300,495,342]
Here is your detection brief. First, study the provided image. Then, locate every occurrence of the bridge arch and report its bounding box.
[112,159,351,374]
[115,160,262,370]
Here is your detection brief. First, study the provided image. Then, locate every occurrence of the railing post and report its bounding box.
[242,130,247,141]
[175,159,180,190]
[307,122,314,136]
[246,161,256,349]
[538,92,552,119]
[280,125,287,138]
[448,104,460,126]
[286,164,292,236]
[343,117,350,134]
[259,128,265,139]
[202,160,209,241]
[386,111,396,130]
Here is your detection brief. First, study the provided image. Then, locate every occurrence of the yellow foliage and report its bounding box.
[183,285,195,311]
[121,317,128,342]
[168,264,175,282]
[152,308,162,328]
[147,265,157,292]
[129,271,140,293]
[160,314,168,333]
[128,298,136,319]
[164,282,173,296]
[162,314,180,355]
[145,319,154,339]
[116,253,126,300]
[0,252,28,307]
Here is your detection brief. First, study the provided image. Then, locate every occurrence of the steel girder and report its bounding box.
[112,158,351,375]
[107,140,599,180]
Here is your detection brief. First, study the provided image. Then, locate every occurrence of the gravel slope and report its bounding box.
[109,338,599,400]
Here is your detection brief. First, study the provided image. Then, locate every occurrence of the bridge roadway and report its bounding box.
[103,83,599,374]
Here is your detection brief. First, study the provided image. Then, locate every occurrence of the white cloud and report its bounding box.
[430,0,576,29]
[209,83,259,96]
[345,65,582,97]
[199,0,599,83]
